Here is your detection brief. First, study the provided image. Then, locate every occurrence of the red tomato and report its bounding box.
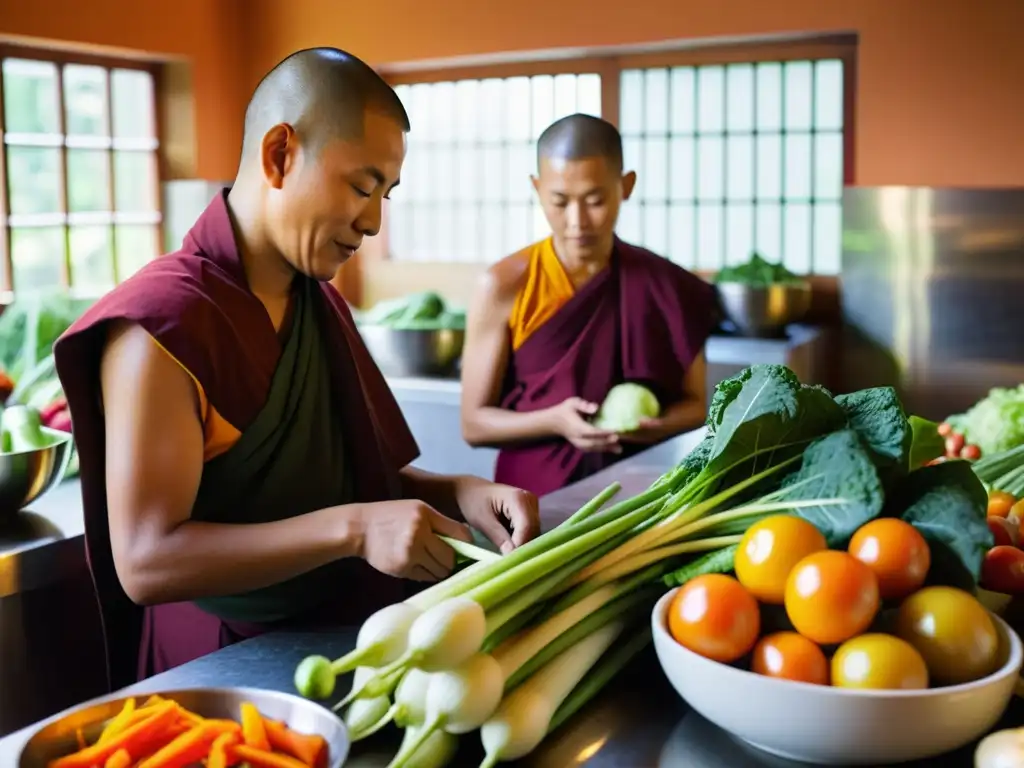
[988,491,1017,519]
[667,574,760,663]
[988,516,1019,548]
[848,519,931,600]
[981,546,1024,595]
[937,422,953,437]
[784,551,880,645]
[945,433,965,457]
[751,631,829,685]
[961,444,982,461]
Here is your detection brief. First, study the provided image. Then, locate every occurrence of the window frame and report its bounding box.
[0,42,164,298]
[371,35,856,271]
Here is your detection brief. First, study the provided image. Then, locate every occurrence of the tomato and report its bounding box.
[945,433,965,457]
[848,519,931,600]
[1012,500,1024,527]
[961,444,982,461]
[895,586,1000,685]
[831,634,929,690]
[987,517,1019,548]
[937,422,953,437]
[734,515,827,604]
[751,631,829,685]
[981,546,1024,595]
[784,551,880,645]
[667,574,760,663]
[988,491,1017,519]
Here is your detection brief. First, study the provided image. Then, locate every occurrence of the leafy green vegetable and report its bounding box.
[893,460,992,585]
[947,384,1024,455]
[359,292,465,331]
[835,387,912,486]
[907,415,946,470]
[712,252,804,287]
[0,293,92,382]
[593,383,661,432]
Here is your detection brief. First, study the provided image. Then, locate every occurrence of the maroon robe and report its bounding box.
[494,238,719,498]
[54,190,418,690]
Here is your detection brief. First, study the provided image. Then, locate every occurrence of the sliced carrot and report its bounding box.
[240,702,270,751]
[103,749,131,768]
[74,728,86,750]
[263,719,327,768]
[231,744,310,768]
[98,698,137,745]
[48,700,179,768]
[136,720,240,768]
[207,731,242,768]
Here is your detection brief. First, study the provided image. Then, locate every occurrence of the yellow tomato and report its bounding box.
[751,631,829,685]
[734,515,827,604]
[895,586,1000,685]
[848,518,931,600]
[784,551,880,645]
[831,634,929,690]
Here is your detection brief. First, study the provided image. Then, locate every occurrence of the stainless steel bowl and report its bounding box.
[0,428,73,518]
[359,324,465,378]
[19,687,349,768]
[715,281,813,337]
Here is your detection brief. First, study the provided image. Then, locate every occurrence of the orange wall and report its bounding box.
[0,0,248,181]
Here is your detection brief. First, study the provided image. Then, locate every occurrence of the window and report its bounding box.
[389,73,601,263]
[382,40,852,275]
[0,48,162,296]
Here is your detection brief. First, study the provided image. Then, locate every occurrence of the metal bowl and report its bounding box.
[715,281,813,338]
[0,428,73,518]
[19,687,349,768]
[359,324,465,378]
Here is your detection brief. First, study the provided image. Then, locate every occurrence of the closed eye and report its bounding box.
[351,184,372,198]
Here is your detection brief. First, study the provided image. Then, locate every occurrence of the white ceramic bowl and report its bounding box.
[652,587,1024,765]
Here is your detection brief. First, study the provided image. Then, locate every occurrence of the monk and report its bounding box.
[54,48,540,691]
[460,114,721,498]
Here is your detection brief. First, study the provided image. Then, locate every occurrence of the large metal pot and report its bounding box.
[715,281,813,338]
[358,325,465,378]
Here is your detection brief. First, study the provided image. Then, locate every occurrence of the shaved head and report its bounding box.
[536,114,623,174]
[240,47,409,162]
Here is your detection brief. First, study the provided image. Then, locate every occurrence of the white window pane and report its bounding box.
[436,207,457,262]
[455,81,479,141]
[531,76,555,136]
[669,136,696,201]
[388,202,412,260]
[813,203,842,275]
[506,143,534,201]
[670,67,696,134]
[620,70,644,135]
[643,203,669,254]
[697,136,723,201]
[784,203,812,274]
[815,132,844,200]
[643,138,668,200]
[395,85,412,110]
[411,208,433,261]
[668,203,696,267]
[457,208,479,262]
[435,147,455,202]
[726,136,753,201]
[505,77,532,140]
[408,149,430,202]
[482,147,504,203]
[429,82,455,138]
[455,149,479,202]
[504,203,532,254]
[756,64,782,131]
[531,204,549,241]
[482,205,504,261]
[623,137,643,178]
[784,134,813,199]
[784,62,814,131]
[697,66,725,132]
[617,201,641,243]
[757,134,782,200]
[756,203,782,259]
[577,74,602,116]
[479,78,504,137]
[644,69,669,134]
[696,204,724,270]
[410,84,433,138]
[815,60,844,131]
[726,64,755,133]
[554,74,578,116]
[725,205,754,265]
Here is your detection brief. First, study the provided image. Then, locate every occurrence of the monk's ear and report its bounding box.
[620,170,637,201]
[260,123,297,189]
[530,175,541,196]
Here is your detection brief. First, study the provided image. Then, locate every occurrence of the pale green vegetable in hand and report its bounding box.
[592,383,661,432]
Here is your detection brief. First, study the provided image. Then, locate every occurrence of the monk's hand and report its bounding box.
[618,417,671,444]
[453,477,540,555]
[357,500,473,582]
[549,397,621,454]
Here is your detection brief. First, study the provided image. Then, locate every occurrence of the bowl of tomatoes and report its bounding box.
[651,515,1024,765]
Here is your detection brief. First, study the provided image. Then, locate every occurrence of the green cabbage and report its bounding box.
[947,384,1024,455]
[592,383,661,432]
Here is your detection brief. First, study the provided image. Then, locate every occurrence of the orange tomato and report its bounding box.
[667,574,760,663]
[784,551,880,645]
[988,491,1017,519]
[848,518,931,600]
[831,634,929,690]
[734,515,827,604]
[1012,500,1024,530]
[751,631,829,685]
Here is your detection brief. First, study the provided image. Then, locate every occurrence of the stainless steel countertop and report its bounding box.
[2,426,1018,767]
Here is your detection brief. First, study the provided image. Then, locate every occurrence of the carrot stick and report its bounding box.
[74,728,86,751]
[231,745,310,768]
[240,702,270,751]
[136,720,240,768]
[104,749,131,768]
[48,701,179,768]
[207,731,241,768]
[263,718,327,768]
[98,698,137,744]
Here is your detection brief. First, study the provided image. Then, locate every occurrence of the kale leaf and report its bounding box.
[835,387,912,488]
